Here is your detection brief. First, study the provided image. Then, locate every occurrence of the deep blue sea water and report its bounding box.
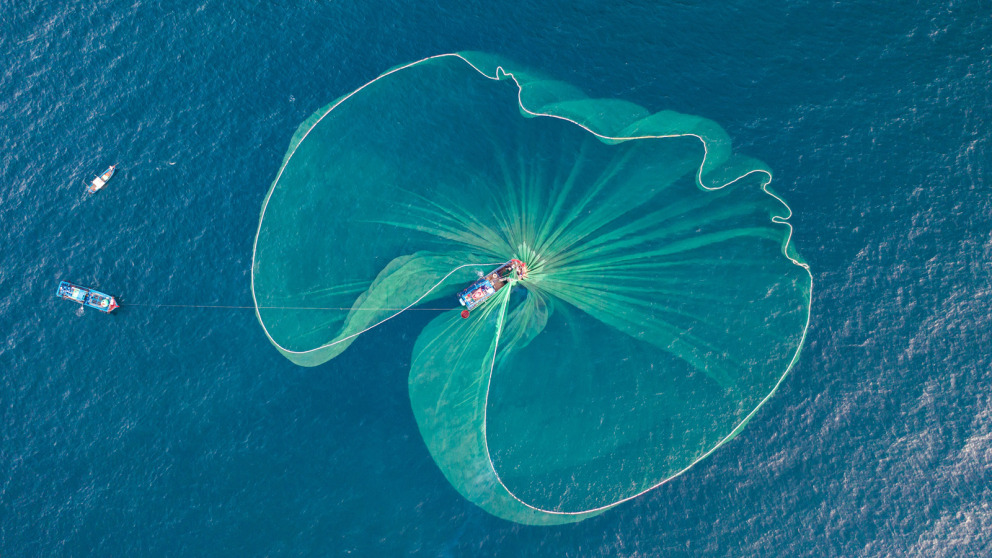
[2,1,990,556]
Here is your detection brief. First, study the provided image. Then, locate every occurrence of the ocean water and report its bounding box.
[2,1,990,556]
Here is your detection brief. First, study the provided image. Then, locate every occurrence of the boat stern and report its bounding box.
[88,177,106,193]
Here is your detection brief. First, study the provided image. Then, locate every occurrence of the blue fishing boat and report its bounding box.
[87,164,116,193]
[57,281,119,313]
[457,259,528,318]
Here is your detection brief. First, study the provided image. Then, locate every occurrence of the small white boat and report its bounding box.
[87,164,116,193]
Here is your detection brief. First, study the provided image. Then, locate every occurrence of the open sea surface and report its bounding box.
[2,1,990,555]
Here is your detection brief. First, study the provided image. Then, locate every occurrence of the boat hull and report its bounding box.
[87,165,116,193]
[57,281,119,312]
[457,260,528,313]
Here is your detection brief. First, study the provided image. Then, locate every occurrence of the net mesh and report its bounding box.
[252,53,812,524]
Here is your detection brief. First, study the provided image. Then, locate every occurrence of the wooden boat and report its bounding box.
[457,259,527,318]
[87,164,116,193]
[57,281,119,313]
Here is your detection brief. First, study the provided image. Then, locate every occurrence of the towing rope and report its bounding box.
[121,261,507,313]
[120,304,454,311]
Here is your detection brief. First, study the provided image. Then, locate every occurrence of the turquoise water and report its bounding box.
[2,1,990,555]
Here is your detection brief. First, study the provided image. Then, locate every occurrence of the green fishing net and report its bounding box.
[252,53,812,525]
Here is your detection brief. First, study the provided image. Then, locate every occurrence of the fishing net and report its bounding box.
[251,53,812,524]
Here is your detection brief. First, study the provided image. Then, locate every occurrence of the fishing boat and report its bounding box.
[457,259,528,318]
[87,164,116,193]
[57,281,119,313]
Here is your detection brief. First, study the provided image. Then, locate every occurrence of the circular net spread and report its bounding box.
[251,53,813,525]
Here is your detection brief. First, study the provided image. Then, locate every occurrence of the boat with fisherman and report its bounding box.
[457,259,527,318]
[57,281,119,313]
[87,164,116,193]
